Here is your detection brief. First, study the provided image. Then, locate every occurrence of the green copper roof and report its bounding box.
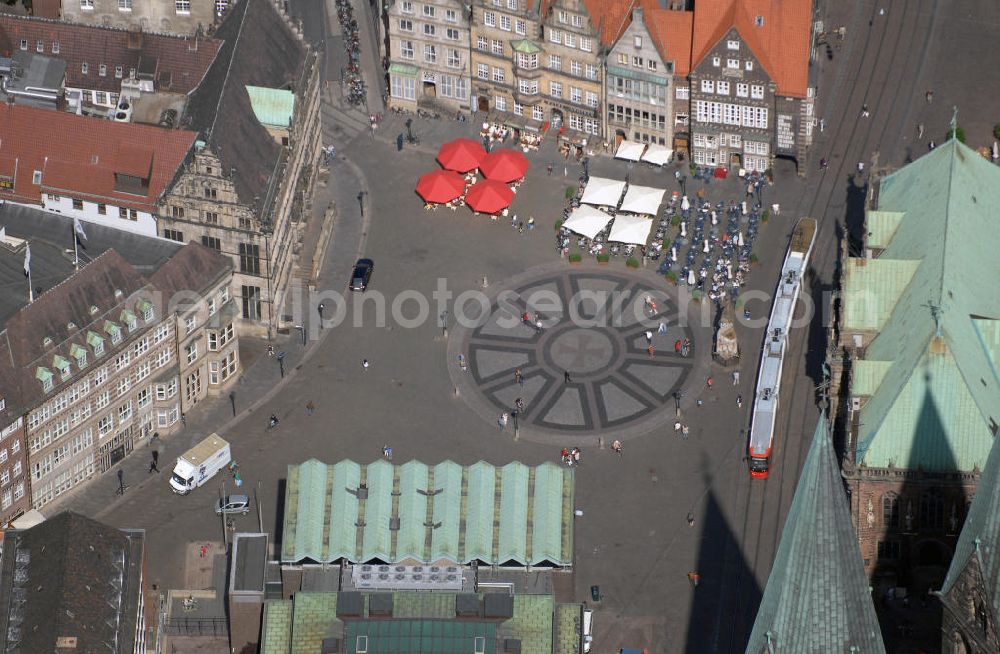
[942,429,1000,618]
[498,595,554,654]
[246,85,295,128]
[260,600,293,654]
[281,460,573,566]
[345,620,496,653]
[842,258,919,332]
[851,360,892,397]
[289,593,341,652]
[865,210,905,249]
[510,39,542,54]
[848,139,1000,472]
[746,418,885,653]
[388,62,419,76]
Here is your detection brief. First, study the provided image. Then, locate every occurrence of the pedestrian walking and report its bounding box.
[572,447,581,465]
[382,444,393,460]
[514,368,523,386]
[917,122,925,139]
[687,571,700,587]
[733,371,740,385]
[645,330,653,343]
[148,450,159,473]
[707,377,714,389]
[658,321,668,335]
[925,89,933,103]
[498,414,506,430]
[306,400,315,416]
[564,166,568,177]
[611,439,623,456]
[682,425,690,439]
[674,339,682,353]
[674,421,682,432]
[861,104,870,118]
[515,397,524,412]
[362,358,370,370]
[535,318,543,332]
[180,413,186,428]
[819,118,826,132]
[561,447,570,464]
[527,216,535,230]
[547,163,553,176]
[647,344,656,358]
[737,394,743,408]
[687,512,695,527]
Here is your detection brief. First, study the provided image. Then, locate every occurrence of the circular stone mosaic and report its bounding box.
[448,267,704,443]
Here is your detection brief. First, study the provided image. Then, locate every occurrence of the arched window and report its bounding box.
[921,489,945,529]
[883,492,900,527]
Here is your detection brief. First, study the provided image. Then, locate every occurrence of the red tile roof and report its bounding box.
[0,104,196,212]
[642,2,694,76]
[0,15,222,95]
[691,0,811,97]
[580,0,638,47]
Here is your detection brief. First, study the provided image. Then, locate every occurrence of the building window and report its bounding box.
[751,85,765,99]
[203,186,217,199]
[201,235,221,251]
[549,55,561,71]
[921,489,945,529]
[241,285,262,320]
[477,63,489,80]
[118,0,132,9]
[163,229,184,242]
[499,14,510,31]
[570,60,581,76]
[495,95,506,112]
[424,44,436,63]
[484,11,496,27]
[745,60,754,71]
[492,67,504,83]
[580,37,592,53]
[423,24,435,37]
[447,49,461,68]
[701,80,714,93]
[564,33,576,48]
[400,40,413,59]
[676,86,689,100]
[717,81,730,95]
[518,80,538,95]
[115,65,124,78]
[477,36,487,51]
[400,0,412,13]
[712,56,720,67]
[549,28,560,44]
[883,493,899,527]
[176,0,190,11]
[647,60,657,71]
[238,243,261,275]
[727,40,740,50]
[569,86,581,103]
[52,41,60,54]
[185,315,197,335]
[515,19,525,35]
[585,91,598,108]
[727,58,739,69]
[81,62,89,74]
[185,369,202,403]
[585,64,597,80]
[736,83,749,98]
[398,18,412,31]
[203,211,219,224]
[186,343,198,365]
[97,203,107,215]
[532,106,543,121]
[491,39,503,55]
[549,81,562,98]
[445,9,456,22]
[446,28,459,41]
[422,4,434,17]
[80,0,93,8]
[516,53,537,69]
[72,199,84,211]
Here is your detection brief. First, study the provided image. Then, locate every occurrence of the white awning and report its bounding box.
[641,143,673,165]
[615,140,646,161]
[619,184,666,215]
[580,176,627,207]
[608,214,653,245]
[563,205,613,239]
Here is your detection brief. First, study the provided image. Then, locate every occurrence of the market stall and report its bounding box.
[580,177,627,207]
[608,214,654,245]
[619,185,666,215]
[562,205,613,239]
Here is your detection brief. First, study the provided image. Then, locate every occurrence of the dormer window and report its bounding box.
[82,62,89,75]
[755,15,764,26]
[104,321,122,344]
[138,299,154,322]
[87,330,105,356]
[727,40,740,50]
[121,309,138,332]
[99,64,107,77]
[53,355,71,381]
[36,367,54,392]
[115,65,123,79]
[70,344,88,369]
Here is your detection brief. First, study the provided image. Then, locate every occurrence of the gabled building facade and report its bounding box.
[688,0,812,171]
[60,0,220,37]
[0,244,238,510]
[385,0,471,112]
[829,139,1000,595]
[746,418,885,653]
[158,0,321,336]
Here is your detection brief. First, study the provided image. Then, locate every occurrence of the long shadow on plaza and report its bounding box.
[684,485,761,653]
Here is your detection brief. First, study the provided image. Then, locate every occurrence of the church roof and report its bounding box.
[843,138,1000,472]
[745,418,885,653]
[941,427,1000,618]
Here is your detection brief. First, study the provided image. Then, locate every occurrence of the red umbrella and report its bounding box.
[479,149,530,182]
[437,138,487,173]
[465,179,514,214]
[416,169,466,203]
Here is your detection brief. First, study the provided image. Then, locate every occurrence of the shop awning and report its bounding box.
[615,140,646,162]
[641,143,674,166]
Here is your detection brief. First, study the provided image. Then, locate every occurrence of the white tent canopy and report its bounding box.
[608,214,653,245]
[580,177,627,207]
[563,205,613,239]
[619,184,666,215]
[615,140,646,162]
[641,143,673,166]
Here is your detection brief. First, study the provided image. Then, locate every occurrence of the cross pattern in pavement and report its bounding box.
[452,269,694,442]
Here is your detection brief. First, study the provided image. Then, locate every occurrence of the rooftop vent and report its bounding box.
[55,636,77,648]
[67,322,76,330]
[90,305,99,315]
[113,289,123,299]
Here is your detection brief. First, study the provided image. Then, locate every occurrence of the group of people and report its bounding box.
[560,447,582,466]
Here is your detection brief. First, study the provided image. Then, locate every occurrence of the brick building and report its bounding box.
[829,138,1000,595]
[158,0,321,336]
[0,243,237,510]
[687,0,812,171]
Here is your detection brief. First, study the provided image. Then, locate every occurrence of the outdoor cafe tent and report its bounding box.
[562,205,613,239]
[615,140,645,162]
[415,169,465,203]
[608,214,653,245]
[437,138,487,173]
[641,143,673,166]
[465,179,514,214]
[619,184,666,215]
[580,177,627,207]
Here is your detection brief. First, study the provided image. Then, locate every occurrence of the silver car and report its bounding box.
[215,494,251,515]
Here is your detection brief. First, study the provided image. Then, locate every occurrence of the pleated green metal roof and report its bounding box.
[281,460,574,566]
[843,138,1000,472]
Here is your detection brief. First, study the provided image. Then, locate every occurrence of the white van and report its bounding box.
[170,433,231,495]
[582,608,593,652]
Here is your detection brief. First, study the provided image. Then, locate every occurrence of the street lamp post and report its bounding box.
[277,351,286,378]
[229,391,236,417]
[674,391,682,417]
[317,303,325,330]
[357,191,366,217]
